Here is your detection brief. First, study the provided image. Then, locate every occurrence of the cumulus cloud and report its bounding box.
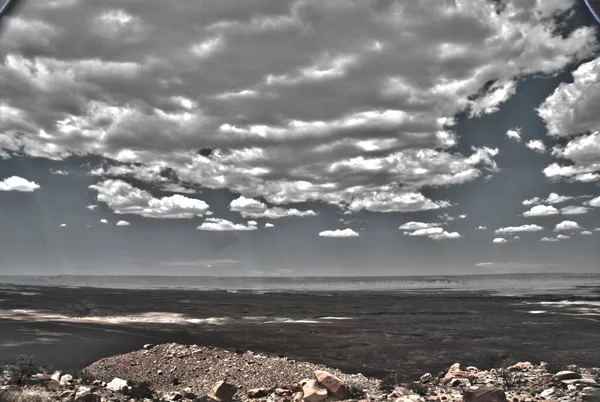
[0,176,40,192]
[406,227,444,237]
[581,230,593,235]
[557,234,570,240]
[398,221,441,231]
[50,169,69,175]
[538,57,600,183]
[429,231,461,240]
[588,196,600,207]
[90,179,210,219]
[506,128,521,142]
[229,195,316,219]
[86,205,98,210]
[197,217,257,231]
[495,224,544,234]
[264,222,274,228]
[540,237,559,242]
[100,219,108,223]
[522,193,577,206]
[525,140,546,153]
[493,237,508,243]
[560,205,589,215]
[522,205,559,217]
[319,228,359,238]
[554,220,581,232]
[116,220,130,226]
[476,226,487,230]
[59,223,66,227]
[1,0,595,213]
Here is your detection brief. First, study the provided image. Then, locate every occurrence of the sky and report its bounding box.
[0,0,600,276]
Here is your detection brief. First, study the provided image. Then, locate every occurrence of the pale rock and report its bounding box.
[392,387,412,397]
[421,373,433,383]
[554,371,581,381]
[248,388,273,398]
[581,387,600,402]
[467,367,479,372]
[209,380,237,402]
[106,378,128,392]
[59,374,73,386]
[292,391,304,402]
[463,385,507,402]
[301,379,328,402]
[507,362,533,372]
[51,371,62,382]
[541,388,556,399]
[74,386,100,402]
[314,370,350,399]
[143,343,154,350]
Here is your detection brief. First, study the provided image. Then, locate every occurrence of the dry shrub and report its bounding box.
[0,387,55,402]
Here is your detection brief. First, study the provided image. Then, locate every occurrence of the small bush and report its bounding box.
[8,355,41,385]
[0,386,54,402]
[379,372,407,392]
[348,385,366,399]
[73,370,96,385]
[410,381,428,396]
[124,381,154,400]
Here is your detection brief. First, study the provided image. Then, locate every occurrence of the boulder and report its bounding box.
[106,377,128,392]
[32,373,52,381]
[292,392,304,402]
[143,343,154,350]
[392,387,412,397]
[301,379,328,402]
[421,373,433,383]
[51,371,63,382]
[561,378,597,386]
[209,380,237,402]
[463,385,507,402]
[507,362,533,372]
[248,388,273,398]
[554,371,581,381]
[581,387,600,402]
[444,363,467,383]
[163,391,183,401]
[59,374,73,386]
[74,386,101,402]
[314,370,350,399]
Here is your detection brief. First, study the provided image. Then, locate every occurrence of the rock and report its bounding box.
[554,371,581,381]
[421,373,433,383]
[301,379,328,402]
[51,371,63,382]
[143,343,154,350]
[450,378,462,387]
[164,391,183,401]
[60,390,75,398]
[248,388,274,398]
[581,387,600,402]
[292,392,304,402]
[314,370,350,399]
[463,385,507,402]
[507,362,533,372]
[467,367,479,372]
[445,363,467,384]
[561,378,597,386]
[74,386,101,402]
[541,388,556,399]
[392,387,412,397]
[106,377,129,392]
[209,380,238,402]
[59,374,73,386]
[32,373,52,381]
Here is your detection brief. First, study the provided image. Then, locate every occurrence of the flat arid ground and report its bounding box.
[1,284,599,379]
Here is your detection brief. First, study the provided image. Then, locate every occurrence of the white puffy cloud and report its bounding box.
[506,128,521,142]
[398,221,441,231]
[540,237,559,242]
[59,223,66,227]
[407,227,444,237]
[522,197,541,206]
[100,219,108,223]
[522,205,559,217]
[560,205,589,215]
[90,179,210,219]
[554,220,581,232]
[476,226,487,230]
[495,224,544,234]
[264,222,274,228]
[0,0,595,213]
[429,231,461,240]
[116,220,130,226]
[557,234,570,240]
[0,176,40,192]
[493,237,508,243]
[50,169,69,175]
[319,228,359,238]
[525,140,546,153]
[538,57,600,183]
[588,196,600,207]
[86,205,98,210]
[522,193,579,206]
[581,230,593,235]
[197,217,257,231]
[229,196,316,219]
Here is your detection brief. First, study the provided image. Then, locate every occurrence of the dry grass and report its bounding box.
[0,387,55,402]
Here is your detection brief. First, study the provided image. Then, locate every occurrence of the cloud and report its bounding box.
[100,219,108,223]
[90,179,210,219]
[86,205,98,210]
[264,222,274,228]
[50,169,69,175]
[540,237,560,242]
[554,220,581,232]
[495,224,544,234]
[581,230,593,235]
[158,259,240,267]
[560,205,589,215]
[197,217,257,231]
[538,57,600,183]
[588,196,600,207]
[474,262,495,267]
[525,140,546,153]
[493,237,508,243]
[522,193,577,206]
[429,231,461,240]
[319,228,359,238]
[1,0,595,213]
[398,221,441,231]
[406,227,444,237]
[476,226,487,230]
[116,220,130,226]
[59,223,66,227]
[557,234,570,240]
[522,205,559,217]
[229,195,316,219]
[0,176,40,192]
[506,128,521,142]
